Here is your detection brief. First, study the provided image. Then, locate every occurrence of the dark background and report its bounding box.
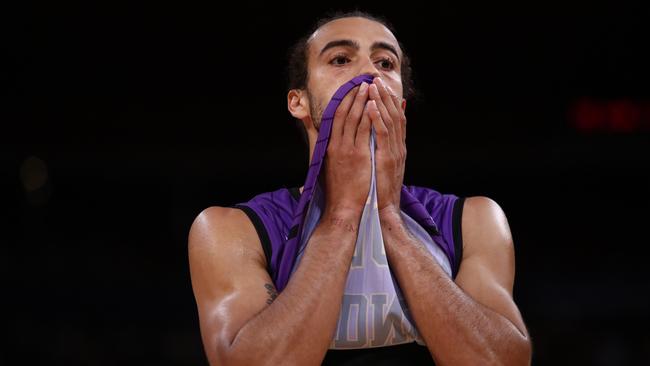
[4,2,649,365]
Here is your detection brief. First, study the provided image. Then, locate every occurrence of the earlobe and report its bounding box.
[287,89,310,120]
[401,99,407,112]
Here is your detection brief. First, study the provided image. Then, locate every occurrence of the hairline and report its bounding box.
[304,16,402,70]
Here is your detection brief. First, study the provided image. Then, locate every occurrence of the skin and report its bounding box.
[189,16,532,366]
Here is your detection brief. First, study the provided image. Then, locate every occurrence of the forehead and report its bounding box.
[307,17,401,57]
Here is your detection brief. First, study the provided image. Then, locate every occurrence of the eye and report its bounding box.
[329,54,350,66]
[377,57,395,70]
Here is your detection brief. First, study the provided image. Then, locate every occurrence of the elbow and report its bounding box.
[206,338,251,366]
[209,345,253,366]
[504,333,532,366]
[520,335,533,366]
[485,332,532,366]
[211,341,283,366]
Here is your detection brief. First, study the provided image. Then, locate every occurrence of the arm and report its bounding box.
[189,79,372,365]
[188,205,361,366]
[378,197,532,366]
[362,68,531,364]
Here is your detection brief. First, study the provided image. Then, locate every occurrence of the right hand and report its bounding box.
[321,81,373,217]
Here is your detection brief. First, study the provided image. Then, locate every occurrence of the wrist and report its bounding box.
[323,204,363,220]
[378,204,402,223]
[320,208,362,234]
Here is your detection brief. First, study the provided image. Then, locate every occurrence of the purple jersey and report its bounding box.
[231,184,463,284]
[231,184,464,348]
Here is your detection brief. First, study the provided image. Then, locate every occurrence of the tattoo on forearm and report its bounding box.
[264,283,278,305]
[327,217,357,233]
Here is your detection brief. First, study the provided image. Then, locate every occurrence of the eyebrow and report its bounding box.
[318,39,401,62]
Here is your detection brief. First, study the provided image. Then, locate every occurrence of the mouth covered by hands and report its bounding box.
[321,75,407,218]
[366,76,407,215]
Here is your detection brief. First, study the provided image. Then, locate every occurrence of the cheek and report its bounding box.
[381,75,404,98]
[312,67,360,95]
[386,77,403,98]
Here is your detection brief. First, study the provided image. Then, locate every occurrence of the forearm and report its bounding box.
[226,209,361,366]
[379,210,530,366]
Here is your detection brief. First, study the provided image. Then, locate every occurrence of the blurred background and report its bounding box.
[3,2,649,365]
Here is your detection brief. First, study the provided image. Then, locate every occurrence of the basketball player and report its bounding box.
[189,11,532,366]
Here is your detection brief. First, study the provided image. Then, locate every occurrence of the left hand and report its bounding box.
[367,76,407,215]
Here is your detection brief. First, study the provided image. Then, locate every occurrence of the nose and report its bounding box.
[357,56,381,79]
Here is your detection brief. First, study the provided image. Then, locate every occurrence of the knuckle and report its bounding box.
[349,110,363,122]
[345,89,359,102]
[334,108,347,119]
[341,146,354,157]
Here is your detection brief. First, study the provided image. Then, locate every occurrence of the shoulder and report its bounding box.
[461,196,513,256]
[188,206,266,269]
[462,196,512,244]
[189,206,254,240]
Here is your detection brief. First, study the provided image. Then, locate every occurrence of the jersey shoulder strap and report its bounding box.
[403,185,465,279]
[229,186,297,276]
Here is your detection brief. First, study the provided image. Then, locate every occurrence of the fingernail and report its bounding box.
[360,82,368,94]
[370,83,378,95]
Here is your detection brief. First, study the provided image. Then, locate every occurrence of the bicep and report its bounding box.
[188,206,275,365]
[454,196,529,338]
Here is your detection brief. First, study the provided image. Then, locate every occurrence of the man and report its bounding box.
[188,11,532,366]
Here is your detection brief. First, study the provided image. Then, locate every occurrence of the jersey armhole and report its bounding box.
[451,196,466,280]
[229,204,273,274]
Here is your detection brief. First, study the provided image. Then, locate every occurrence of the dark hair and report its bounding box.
[286,10,417,144]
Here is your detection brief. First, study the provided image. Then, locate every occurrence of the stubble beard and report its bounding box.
[307,89,325,131]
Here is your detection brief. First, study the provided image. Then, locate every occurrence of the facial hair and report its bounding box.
[307,88,325,131]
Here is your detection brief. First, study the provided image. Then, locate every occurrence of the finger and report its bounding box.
[367,100,389,151]
[385,87,406,145]
[398,101,407,145]
[369,82,397,153]
[343,82,369,146]
[375,77,401,117]
[374,78,403,150]
[401,110,406,144]
[355,101,372,148]
[330,86,360,143]
[386,95,406,146]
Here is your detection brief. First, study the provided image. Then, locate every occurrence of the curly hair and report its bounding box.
[285,10,417,145]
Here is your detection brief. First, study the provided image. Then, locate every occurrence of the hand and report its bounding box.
[367,77,407,214]
[322,81,373,217]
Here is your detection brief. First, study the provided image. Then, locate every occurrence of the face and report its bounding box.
[303,17,405,130]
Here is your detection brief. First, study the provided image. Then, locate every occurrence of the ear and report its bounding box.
[401,98,407,112]
[287,89,311,121]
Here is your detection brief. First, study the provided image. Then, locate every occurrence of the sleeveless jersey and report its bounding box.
[229,185,465,364]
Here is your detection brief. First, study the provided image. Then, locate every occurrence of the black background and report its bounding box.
[4,2,650,365]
